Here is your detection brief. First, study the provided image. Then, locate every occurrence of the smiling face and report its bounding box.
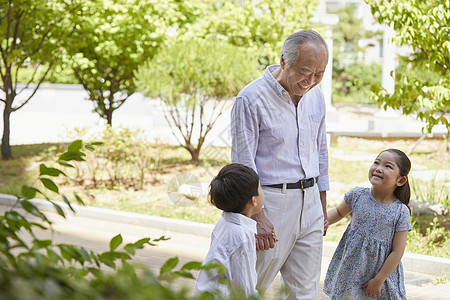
[369,151,406,190]
[278,42,328,101]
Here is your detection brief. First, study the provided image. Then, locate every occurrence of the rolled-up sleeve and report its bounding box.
[317,110,329,191]
[230,97,259,173]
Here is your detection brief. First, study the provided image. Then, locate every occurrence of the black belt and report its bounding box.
[264,177,318,190]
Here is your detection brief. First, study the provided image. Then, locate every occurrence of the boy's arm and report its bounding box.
[327,201,351,226]
[228,244,260,298]
[362,230,409,298]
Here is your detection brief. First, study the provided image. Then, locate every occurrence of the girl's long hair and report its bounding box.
[383,149,411,213]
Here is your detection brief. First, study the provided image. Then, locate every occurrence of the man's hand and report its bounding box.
[362,278,383,298]
[320,191,328,236]
[251,210,277,251]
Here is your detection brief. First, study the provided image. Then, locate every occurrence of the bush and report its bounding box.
[332,62,382,104]
[66,126,164,190]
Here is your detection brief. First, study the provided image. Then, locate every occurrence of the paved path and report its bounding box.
[10,205,448,300]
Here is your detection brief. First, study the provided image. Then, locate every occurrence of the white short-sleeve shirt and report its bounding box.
[193,212,259,298]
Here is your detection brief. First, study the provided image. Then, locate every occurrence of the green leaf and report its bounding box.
[40,178,59,194]
[62,195,75,213]
[160,257,179,275]
[173,270,195,279]
[153,235,170,242]
[30,222,48,230]
[21,185,40,199]
[110,234,123,251]
[98,252,116,268]
[124,243,137,255]
[123,238,151,254]
[90,251,101,268]
[59,151,85,162]
[79,247,92,264]
[39,163,65,177]
[47,248,63,263]
[74,193,85,205]
[181,261,202,271]
[58,161,74,168]
[33,239,52,249]
[58,244,76,262]
[51,201,66,218]
[20,200,50,223]
[68,140,83,152]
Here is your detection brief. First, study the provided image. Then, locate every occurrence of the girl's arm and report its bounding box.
[327,201,351,226]
[362,230,409,298]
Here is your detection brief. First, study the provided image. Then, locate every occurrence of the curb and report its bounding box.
[1,194,449,277]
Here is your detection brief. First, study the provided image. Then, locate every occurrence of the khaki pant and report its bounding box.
[257,184,324,300]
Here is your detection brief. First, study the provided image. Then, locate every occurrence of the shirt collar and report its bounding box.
[263,64,292,104]
[222,212,257,234]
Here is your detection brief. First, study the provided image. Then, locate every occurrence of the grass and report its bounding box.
[0,138,449,258]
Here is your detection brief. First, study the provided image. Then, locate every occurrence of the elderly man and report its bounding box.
[230,29,329,299]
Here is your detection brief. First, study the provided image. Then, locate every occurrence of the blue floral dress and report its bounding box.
[324,187,412,299]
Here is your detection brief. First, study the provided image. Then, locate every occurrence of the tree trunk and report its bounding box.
[407,133,427,155]
[1,102,12,160]
[106,109,113,126]
[190,148,200,164]
[185,143,200,164]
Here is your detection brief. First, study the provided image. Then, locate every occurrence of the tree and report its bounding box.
[365,0,449,136]
[0,0,81,160]
[65,0,199,126]
[190,0,319,68]
[328,4,382,104]
[136,38,260,163]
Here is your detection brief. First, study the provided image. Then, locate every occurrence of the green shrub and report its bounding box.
[66,126,164,190]
[332,62,382,104]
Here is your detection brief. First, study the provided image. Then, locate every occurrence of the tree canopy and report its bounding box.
[0,0,82,160]
[366,0,449,132]
[65,0,199,125]
[136,37,260,162]
[190,0,319,68]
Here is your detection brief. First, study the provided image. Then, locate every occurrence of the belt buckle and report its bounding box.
[300,179,305,190]
[300,178,312,190]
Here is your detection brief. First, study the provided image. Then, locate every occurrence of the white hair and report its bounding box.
[281,30,329,66]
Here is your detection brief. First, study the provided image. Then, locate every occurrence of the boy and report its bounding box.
[193,164,265,299]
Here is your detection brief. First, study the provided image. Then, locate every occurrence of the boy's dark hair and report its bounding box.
[382,149,412,212]
[209,163,259,213]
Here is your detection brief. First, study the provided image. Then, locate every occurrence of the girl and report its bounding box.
[324,149,412,299]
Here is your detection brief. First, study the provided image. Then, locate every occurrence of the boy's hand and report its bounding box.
[362,278,383,298]
[252,211,276,251]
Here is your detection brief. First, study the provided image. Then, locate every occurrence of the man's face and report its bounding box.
[279,42,328,99]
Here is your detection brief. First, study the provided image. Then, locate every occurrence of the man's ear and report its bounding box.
[397,176,407,187]
[250,196,257,207]
[280,54,286,69]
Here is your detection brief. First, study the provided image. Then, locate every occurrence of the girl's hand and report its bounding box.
[362,278,383,298]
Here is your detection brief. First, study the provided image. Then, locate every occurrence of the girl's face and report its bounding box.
[369,151,406,190]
